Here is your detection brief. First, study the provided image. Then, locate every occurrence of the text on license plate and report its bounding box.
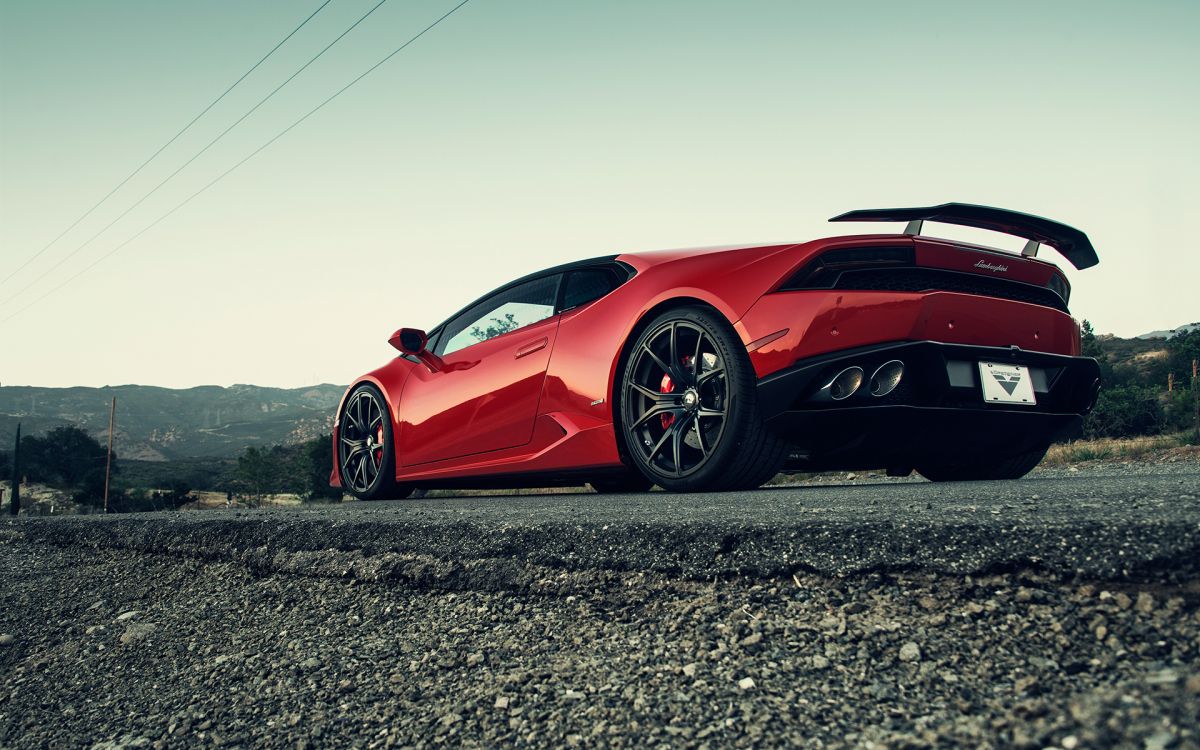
[978,361,1036,405]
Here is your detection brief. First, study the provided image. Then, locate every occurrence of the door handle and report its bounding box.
[515,337,548,359]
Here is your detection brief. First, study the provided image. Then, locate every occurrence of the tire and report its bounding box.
[618,305,788,492]
[589,470,654,494]
[916,444,1049,482]
[336,384,413,501]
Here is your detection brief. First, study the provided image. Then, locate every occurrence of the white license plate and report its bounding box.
[978,362,1037,406]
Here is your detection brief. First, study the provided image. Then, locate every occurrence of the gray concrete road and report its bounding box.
[6,467,1199,582]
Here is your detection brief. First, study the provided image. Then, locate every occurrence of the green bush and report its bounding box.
[1165,388,1200,436]
[1083,385,1165,439]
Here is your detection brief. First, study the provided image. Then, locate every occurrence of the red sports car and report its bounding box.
[331,203,1101,498]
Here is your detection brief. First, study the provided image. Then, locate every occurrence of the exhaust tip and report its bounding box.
[825,366,864,401]
[870,360,905,397]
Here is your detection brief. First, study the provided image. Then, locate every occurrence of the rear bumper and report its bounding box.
[757,341,1101,469]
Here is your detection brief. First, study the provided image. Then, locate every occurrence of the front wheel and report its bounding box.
[618,306,788,492]
[916,444,1049,482]
[337,384,413,500]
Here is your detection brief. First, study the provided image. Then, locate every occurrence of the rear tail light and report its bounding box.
[1047,273,1070,304]
[780,246,914,290]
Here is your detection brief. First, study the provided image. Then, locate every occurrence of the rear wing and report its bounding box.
[829,202,1099,270]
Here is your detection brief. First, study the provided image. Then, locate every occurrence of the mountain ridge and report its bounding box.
[0,383,346,460]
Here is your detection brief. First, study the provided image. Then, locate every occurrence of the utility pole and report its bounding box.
[103,397,116,513]
[9,424,19,516]
[1193,359,1199,444]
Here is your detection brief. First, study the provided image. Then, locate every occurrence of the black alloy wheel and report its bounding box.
[337,384,411,500]
[620,306,788,492]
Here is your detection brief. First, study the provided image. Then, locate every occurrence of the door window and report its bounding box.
[438,275,560,356]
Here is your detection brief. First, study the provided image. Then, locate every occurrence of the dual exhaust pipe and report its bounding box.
[815,360,904,402]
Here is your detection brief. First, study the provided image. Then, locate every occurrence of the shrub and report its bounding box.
[1083,385,1165,439]
[1165,388,1200,436]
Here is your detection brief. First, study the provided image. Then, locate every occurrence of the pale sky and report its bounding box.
[1,0,1197,388]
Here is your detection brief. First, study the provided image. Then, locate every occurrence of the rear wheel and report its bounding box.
[916,444,1049,482]
[619,306,788,492]
[337,384,413,500]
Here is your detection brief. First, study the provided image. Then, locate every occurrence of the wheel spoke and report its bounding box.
[647,424,675,463]
[697,366,724,385]
[693,418,708,457]
[344,405,363,434]
[628,382,674,403]
[642,344,674,379]
[696,406,724,419]
[364,450,378,483]
[692,331,704,379]
[632,403,679,429]
[671,416,686,475]
[668,323,680,379]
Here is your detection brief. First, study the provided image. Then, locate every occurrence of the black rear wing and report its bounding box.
[829,202,1099,270]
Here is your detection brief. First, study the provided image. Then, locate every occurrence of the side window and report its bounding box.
[438,275,560,356]
[561,267,621,311]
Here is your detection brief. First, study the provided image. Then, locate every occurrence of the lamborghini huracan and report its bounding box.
[331,203,1102,498]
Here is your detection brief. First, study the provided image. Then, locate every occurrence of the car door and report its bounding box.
[398,274,562,466]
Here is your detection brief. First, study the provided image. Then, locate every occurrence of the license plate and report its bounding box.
[978,362,1036,405]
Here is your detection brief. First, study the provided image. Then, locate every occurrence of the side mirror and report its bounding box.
[388,328,443,372]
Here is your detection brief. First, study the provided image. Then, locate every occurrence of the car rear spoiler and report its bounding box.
[828,202,1099,270]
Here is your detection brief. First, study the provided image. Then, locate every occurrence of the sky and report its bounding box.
[1,0,1197,389]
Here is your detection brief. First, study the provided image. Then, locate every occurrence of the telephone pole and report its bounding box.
[8,424,19,516]
[103,397,116,513]
[1193,358,1199,444]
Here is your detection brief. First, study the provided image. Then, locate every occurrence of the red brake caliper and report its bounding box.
[375,425,384,463]
[660,373,675,429]
[659,355,693,429]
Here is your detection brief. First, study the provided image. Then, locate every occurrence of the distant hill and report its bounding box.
[1137,322,1200,340]
[0,384,345,460]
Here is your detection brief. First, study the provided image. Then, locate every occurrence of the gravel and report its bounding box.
[1,462,1198,748]
[1,540,1197,748]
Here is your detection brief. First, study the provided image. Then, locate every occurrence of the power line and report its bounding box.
[0,0,335,290]
[0,0,474,326]
[0,0,391,311]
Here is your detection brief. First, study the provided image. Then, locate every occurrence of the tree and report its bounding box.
[20,425,111,508]
[470,312,520,342]
[1167,329,1200,384]
[303,434,342,501]
[234,446,282,507]
[1080,319,1101,358]
[1080,319,1116,386]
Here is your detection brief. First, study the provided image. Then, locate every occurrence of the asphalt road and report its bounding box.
[6,466,1199,583]
[2,465,1198,748]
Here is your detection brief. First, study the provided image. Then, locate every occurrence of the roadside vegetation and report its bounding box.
[1080,322,1200,441]
[1043,433,1198,466]
[2,430,340,514]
